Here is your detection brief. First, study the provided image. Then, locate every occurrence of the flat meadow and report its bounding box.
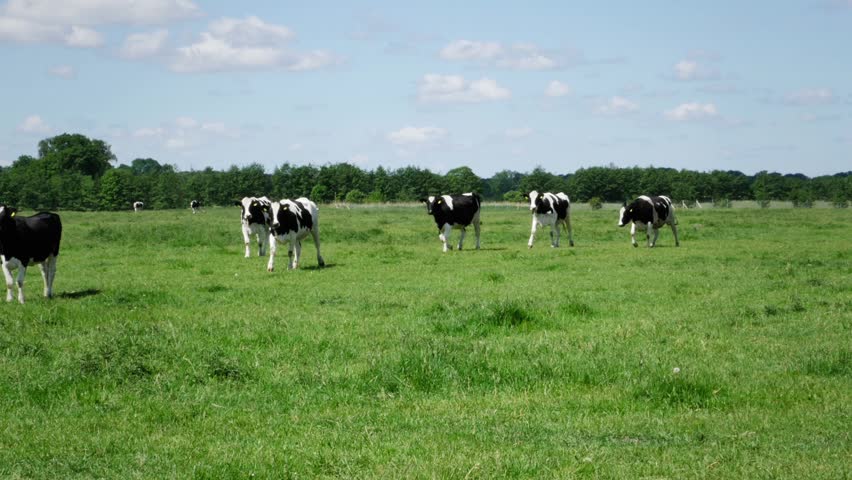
[1,204,849,478]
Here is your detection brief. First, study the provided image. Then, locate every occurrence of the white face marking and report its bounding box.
[527,190,539,211]
[617,205,627,226]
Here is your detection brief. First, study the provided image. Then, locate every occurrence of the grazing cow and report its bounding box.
[267,198,324,271]
[0,206,62,304]
[233,196,272,257]
[524,191,574,248]
[190,200,201,214]
[133,201,144,212]
[618,195,680,247]
[419,193,481,252]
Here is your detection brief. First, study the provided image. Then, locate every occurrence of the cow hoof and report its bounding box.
[569,241,574,247]
[267,267,274,272]
[632,243,638,248]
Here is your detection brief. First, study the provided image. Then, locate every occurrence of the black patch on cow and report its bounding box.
[272,202,313,235]
[535,193,569,220]
[190,200,200,208]
[0,208,62,267]
[423,194,481,230]
[621,196,671,226]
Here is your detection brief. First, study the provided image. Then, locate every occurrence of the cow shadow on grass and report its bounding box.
[57,289,102,300]
[476,247,507,252]
[301,263,336,271]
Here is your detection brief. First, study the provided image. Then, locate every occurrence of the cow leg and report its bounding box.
[15,266,26,304]
[528,217,538,248]
[39,259,52,298]
[671,222,680,247]
[630,223,638,247]
[551,221,559,248]
[439,224,453,252]
[242,225,252,257]
[458,227,466,251]
[291,241,302,269]
[310,228,325,267]
[267,235,278,272]
[48,256,58,297]
[650,226,660,248]
[565,216,574,247]
[473,218,481,250]
[257,232,267,257]
[2,261,14,302]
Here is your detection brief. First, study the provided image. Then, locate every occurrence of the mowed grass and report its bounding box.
[1,205,849,478]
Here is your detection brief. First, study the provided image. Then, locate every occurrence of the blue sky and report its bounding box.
[1,0,850,177]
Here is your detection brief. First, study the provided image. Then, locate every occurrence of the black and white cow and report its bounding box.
[190,200,201,214]
[233,196,272,257]
[0,206,62,304]
[133,201,144,212]
[419,193,481,252]
[618,195,679,247]
[267,198,324,271]
[524,190,574,248]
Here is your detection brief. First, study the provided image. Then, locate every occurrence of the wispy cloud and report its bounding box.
[545,80,571,97]
[418,74,510,103]
[664,102,719,121]
[48,65,75,78]
[17,114,50,133]
[440,39,562,70]
[170,16,339,73]
[784,88,834,106]
[597,96,639,116]
[387,126,447,145]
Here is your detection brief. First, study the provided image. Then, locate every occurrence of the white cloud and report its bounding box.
[664,102,719,121]
[171,16,338,73]
[120,29,168,58]
[597,96,639,116]
[505,127,533,139]
[0,16,62,43]
[440,40,503,60]
[175,116,198,128]
[439,40,559,70]
[17,114,50,133]
[133,127,165,137]
[785,88,834,106]
[64,25,103,47]
[387,126,447,145]
[49,65,75,78]
[208,16,293,46]
[418,74,510,103]
[1,0,200,26]
[545,80,571,97]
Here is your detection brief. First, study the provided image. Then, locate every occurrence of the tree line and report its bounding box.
[1,133,849,210]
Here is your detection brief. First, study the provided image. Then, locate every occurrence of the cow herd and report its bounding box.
[0,193,679,304]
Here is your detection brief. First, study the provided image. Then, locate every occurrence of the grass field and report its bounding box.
[1,204,850,478]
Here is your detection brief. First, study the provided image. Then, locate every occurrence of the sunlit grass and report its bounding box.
[1,205,849,478]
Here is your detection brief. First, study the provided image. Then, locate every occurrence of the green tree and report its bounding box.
[445,166,483,194]
[38,133,116,178]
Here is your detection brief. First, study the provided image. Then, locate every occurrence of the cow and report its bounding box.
[617,195,680,247]
[267,198,325,271]
[133,201,144,212]
[419,193,481,252]
[0,206,62,304]
[190,200,201,214]
[524,191,574,248]
[233,196,272,257]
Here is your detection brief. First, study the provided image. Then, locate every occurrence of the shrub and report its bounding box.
[588,197,603,210]
[345,189,366,204]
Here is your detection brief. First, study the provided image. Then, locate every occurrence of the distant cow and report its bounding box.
[419,193,481,252]
[234,196,272,257]
[267,198,325,271]
[190,200,201,214]
[0,206,62,304]
[133,201,144,212]
[525,191,574,248]
[618,195,679,247]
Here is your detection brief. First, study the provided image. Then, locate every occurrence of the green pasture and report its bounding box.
[1,205,850,478]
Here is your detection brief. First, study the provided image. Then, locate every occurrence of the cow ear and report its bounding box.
[437,199,442,204]
[263,206,269,212]
[10,211,15,217]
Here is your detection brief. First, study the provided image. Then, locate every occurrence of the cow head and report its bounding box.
[235,197,269,223]
[618,201,633,227]
[0,205,17,228]
[419,196,438,215]
[525,191,554,214]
